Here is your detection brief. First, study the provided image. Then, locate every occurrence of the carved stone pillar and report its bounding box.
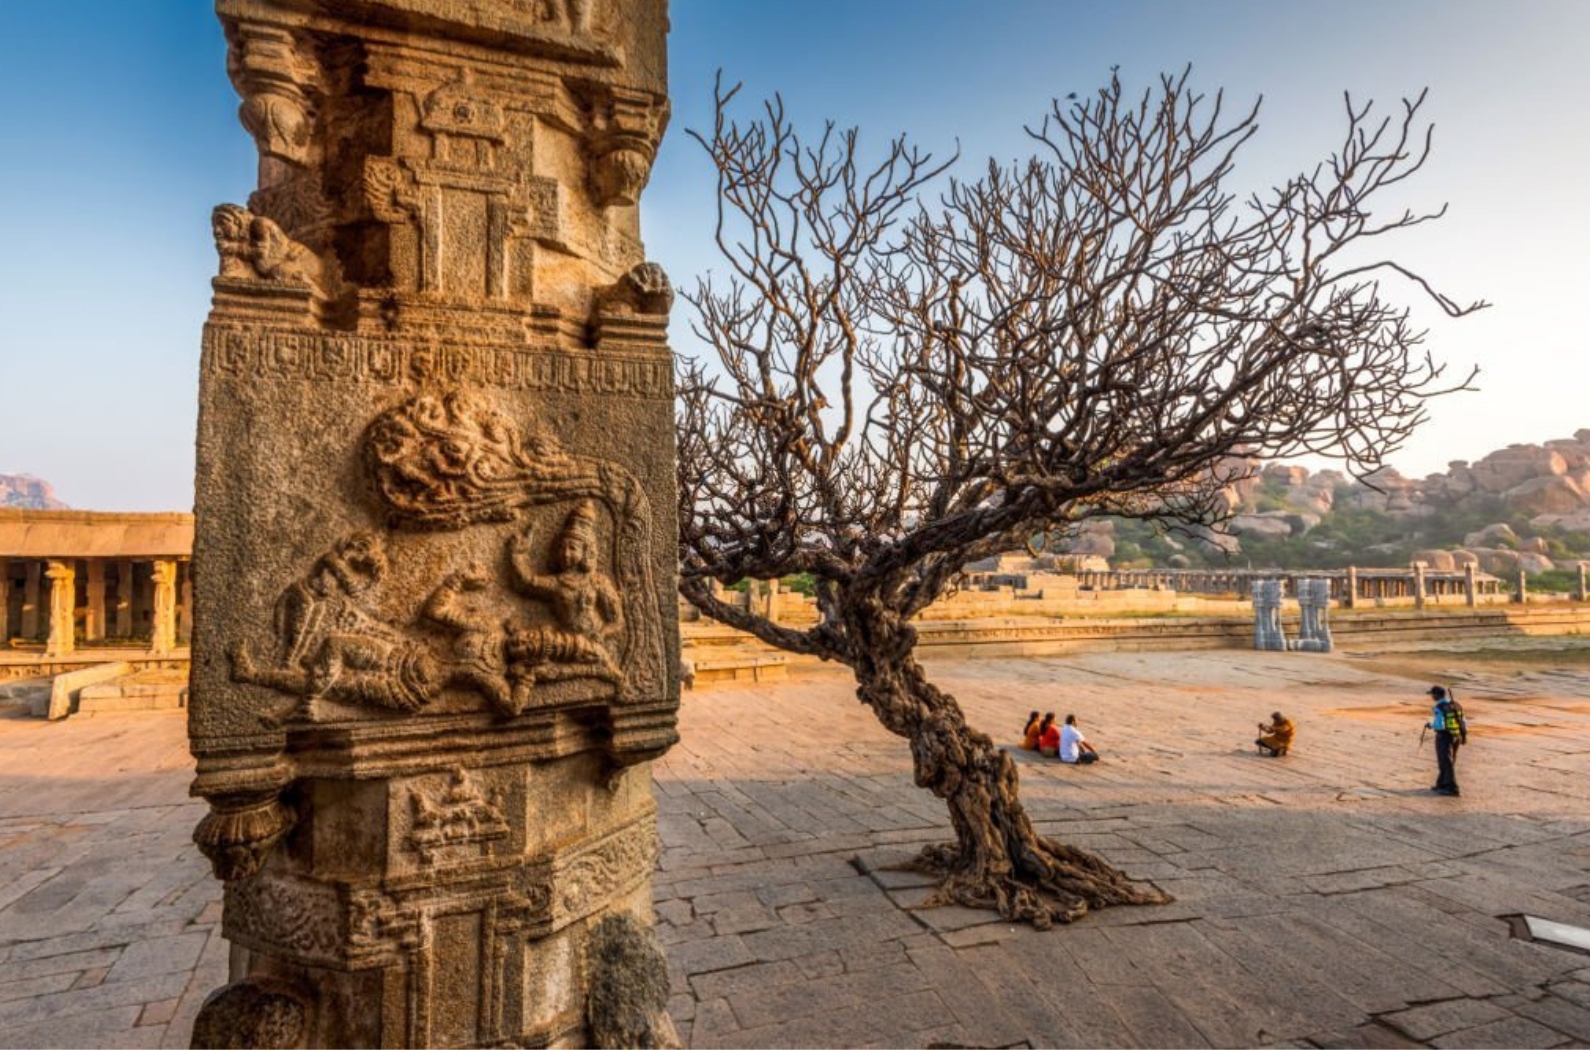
[44,560,75,657]
[1465,562,1477,608]
[1516,568,1528,604]
[1412,562,1426,611]
[190,3,677,1047]
[151,560,178,655]
[179,565,194,644]
[1252,579,1286,651]
[115,559,134,638]
[1578,563,1588,603]
[85,560,107,643]
[22,560,42,640]
[0,560,9,642]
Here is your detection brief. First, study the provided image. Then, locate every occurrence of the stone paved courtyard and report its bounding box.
[4,648,1590,1047]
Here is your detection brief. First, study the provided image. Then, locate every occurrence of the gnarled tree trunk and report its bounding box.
[843,600,1169,928]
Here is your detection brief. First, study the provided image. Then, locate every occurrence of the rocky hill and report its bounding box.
[0,473,68,510]
[1066,431,1590,578]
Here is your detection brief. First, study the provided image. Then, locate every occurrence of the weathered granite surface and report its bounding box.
[188,1,677,1045]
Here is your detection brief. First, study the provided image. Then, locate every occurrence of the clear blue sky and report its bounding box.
[2,1,1586,510]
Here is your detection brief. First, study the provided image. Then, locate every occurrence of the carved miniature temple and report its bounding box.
[188,1,678,1046]
[0,509,193,658]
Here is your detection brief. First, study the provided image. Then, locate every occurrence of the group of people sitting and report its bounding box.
[1020,711,1100,764]
[1019,709,1297,763]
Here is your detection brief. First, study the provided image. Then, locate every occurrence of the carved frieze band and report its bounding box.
[222,816,658,969]
[549,818,659,928]
[224,875,345,967]
[201,325,672,400]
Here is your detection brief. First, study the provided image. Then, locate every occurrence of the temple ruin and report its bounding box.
[0,509,193,659]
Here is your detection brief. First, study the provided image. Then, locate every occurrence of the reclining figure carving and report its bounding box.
[230,532,440,719]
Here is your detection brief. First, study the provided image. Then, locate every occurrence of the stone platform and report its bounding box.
[4,649,1590,1047]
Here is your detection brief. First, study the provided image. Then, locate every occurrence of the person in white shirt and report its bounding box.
[1058,714,1099,765]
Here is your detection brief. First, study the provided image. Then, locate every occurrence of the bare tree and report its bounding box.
[676,69,1484,927]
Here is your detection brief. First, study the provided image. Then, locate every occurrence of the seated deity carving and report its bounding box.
[504,499,623,710]
[231,532,440,719]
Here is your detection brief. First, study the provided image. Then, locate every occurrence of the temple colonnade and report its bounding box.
[0,510,194,657]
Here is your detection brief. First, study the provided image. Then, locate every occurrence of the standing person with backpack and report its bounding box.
[1427,685,1468,796]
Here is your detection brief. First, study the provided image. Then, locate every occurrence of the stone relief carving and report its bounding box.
[212,203,336,297]
[230,531,441,719]
[553,821,658,925]
[225,876,343,963]
[227,391,663,719]
[364,390,577,528]
[505,499,624,684]
[596,261,673,317]
[364,389,665,703]
[407,767,510,865]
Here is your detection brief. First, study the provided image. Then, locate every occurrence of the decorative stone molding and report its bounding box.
[193,792,296,882]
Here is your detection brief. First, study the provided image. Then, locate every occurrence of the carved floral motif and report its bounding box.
[552,821,659,925]
[224,876,342,963]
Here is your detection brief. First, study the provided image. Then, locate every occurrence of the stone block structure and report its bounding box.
[188,2,678,1046]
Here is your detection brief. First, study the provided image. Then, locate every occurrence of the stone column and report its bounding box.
[1252,579,1286,651]
[0,559,10,643]
[189,4,678,1048]
[1516,568,1528,604]
[1464,562,1477,607]
[85,560,107,643]
[1412,562,1427,611]
[178,565,193,644]
[765,576,780,624]
[1578,563,1588,603]
[44,560,75,657]
[115,559,133,638]
[22,560,42,640]
[150,560,177,655]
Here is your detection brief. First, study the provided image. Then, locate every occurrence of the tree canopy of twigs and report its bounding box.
[675,68,1484,927]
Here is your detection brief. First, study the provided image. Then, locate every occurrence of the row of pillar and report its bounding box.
[1,558,190,657]
[1083,566,1520,605]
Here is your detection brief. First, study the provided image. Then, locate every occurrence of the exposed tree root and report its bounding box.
[901,835,1171,930]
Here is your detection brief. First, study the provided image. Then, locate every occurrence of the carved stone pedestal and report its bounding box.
[188,2,677,1046]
